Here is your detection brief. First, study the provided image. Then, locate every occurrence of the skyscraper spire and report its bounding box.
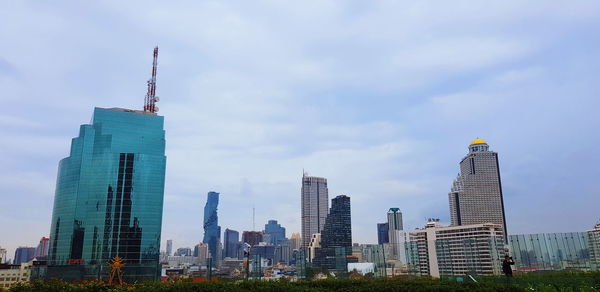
[144,47,159,113]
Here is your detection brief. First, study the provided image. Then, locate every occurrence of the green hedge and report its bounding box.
[9,278,524,292]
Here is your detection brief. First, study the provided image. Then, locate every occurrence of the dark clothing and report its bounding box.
[502,258,514,276]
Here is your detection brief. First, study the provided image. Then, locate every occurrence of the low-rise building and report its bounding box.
[0,262,32,289]
[406,221,506,277]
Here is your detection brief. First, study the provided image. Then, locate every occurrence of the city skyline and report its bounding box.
[2,1,600,260]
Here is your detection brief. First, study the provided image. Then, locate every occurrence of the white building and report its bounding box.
[0,262,32,289]
[406,221,506,278]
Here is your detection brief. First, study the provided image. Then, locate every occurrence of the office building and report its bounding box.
[46,107,166,281]
[203,191,221,261]
[166,239,173,256]
[448,138,508,239]
[377,223,389,245]
[264,220,286,245]
[510,232,592,271]
[13,247,36,265]
[34,237,49,259]
[313,195,354,271]
[242,231,263,247]
[406,221,506,277]
[224,229,240,259]
[0,262,32,289]
[193,243,209,265]
[589,223,600,268]
[387,208,403,260]
[175,247,192,257]
[289,233,301,250]
[301,173,329,248]
[274,240,291,265]
[0,247,6,263]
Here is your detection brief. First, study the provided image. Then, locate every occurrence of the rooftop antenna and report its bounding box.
[144,46,159,113]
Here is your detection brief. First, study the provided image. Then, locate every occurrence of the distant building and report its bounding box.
[274,240,291,265]
[301,173,329,248]
[46,107,167,282]
[250,244,276,263]
[203,191,221,261]
[406,221,506,277]
[13,247,36,265]
[307,233,321,263]
[448,138,508,240]
[193,243,209,265]
[313,195,354,271]
[264,220,286,245]
[377,223,389,245]
[589,223,600,269]
[0,262,32,289]
[509,232,592,272]
[224,229,240,259]
[242,231,263,247]
[35,237,49,259]
[289,233,301,250]
[166,239,173,256]
[175,247,192,257]
[0,247,6,263]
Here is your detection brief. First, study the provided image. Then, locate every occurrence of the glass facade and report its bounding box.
[202,192,221,261]
[313,195,353,271]
[223,229,240,259]
[264,220,286,245]
[377,223,389,245]
[509,232,592,271]
[47,107,166,281]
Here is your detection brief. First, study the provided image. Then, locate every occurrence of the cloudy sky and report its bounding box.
[1,1,599,259]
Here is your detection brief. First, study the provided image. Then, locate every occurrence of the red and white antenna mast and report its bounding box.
[144,46,159,113]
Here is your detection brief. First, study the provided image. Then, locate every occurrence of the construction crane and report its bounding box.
[144,46,159,113]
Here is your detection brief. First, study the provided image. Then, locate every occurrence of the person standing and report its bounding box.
[502,255,515,277]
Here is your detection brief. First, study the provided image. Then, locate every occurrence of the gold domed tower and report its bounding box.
[448,138,508,241]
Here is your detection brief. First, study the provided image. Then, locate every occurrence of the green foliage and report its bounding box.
[9,277,525,292]
[476,271,600,291]
[10,272,600,292]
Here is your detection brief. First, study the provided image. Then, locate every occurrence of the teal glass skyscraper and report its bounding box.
[47,107,166,281]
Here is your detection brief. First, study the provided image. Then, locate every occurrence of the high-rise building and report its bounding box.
[175,247,192,257]
[313,195,354,270]
[14,247,36,265]
[46,106,166,281]
[387,208,403,231]
[387,208,403,260]
[406,221,505,277]
[377,223,389,245]
[193,243,209,264]
[242,231,263,247]
[0,246,6,263]
[589,222,600,268]
[203,191,221,260]
[320,195,352,249]
[289,233,302,250]
[34,237,49,259]
[166,239,173,256]
[224,229,240,259]
[301,173,329,248]
[448,138,508,240]
[264,220,286,245]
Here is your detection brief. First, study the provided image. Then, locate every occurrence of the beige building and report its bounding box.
[0,262,32,289]
[301,174,328,248]
[307,233,321,262]
[407,221,506,277]
[448,138,508,240]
